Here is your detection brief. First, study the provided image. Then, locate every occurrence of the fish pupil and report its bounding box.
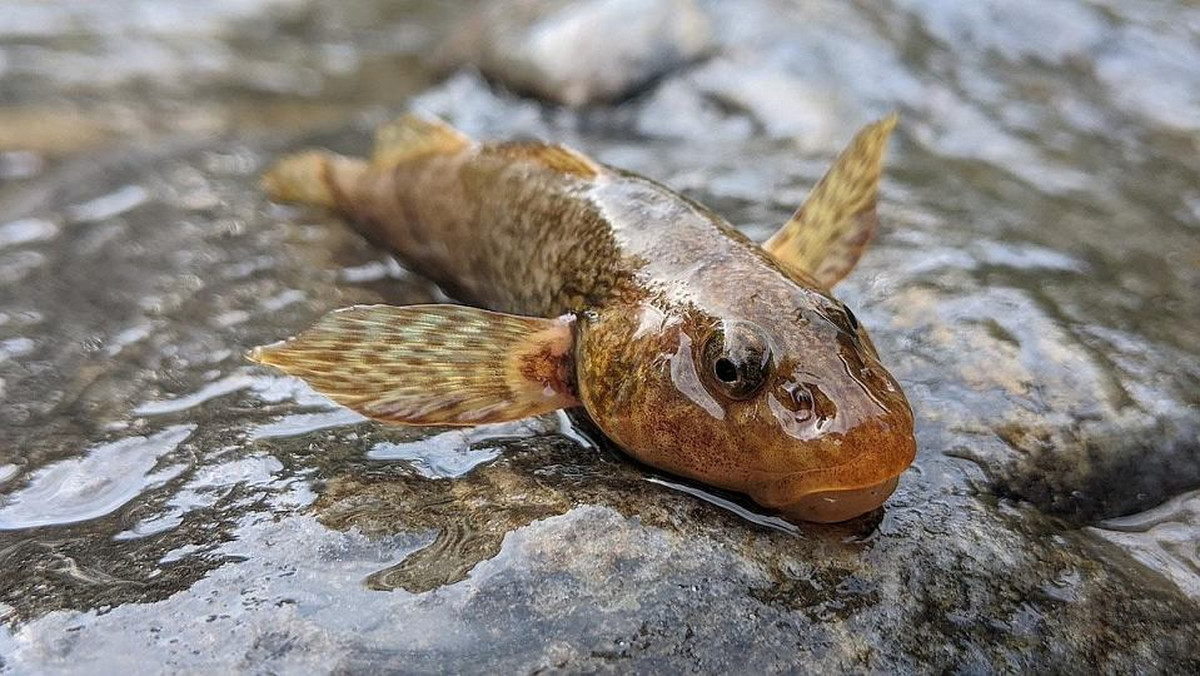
[715,357,739,383]
[701,322,772,400]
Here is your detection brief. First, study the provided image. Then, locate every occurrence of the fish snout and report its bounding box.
[781,475,900,523]
[754,413,917,523]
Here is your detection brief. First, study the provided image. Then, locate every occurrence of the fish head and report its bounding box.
[575,286,915,524]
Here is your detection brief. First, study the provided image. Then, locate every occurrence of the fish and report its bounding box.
[251,113,916,523]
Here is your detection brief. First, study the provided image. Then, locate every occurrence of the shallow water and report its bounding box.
[1,0,1198,672]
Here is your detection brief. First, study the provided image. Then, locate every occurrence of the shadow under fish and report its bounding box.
[314,416,885,594]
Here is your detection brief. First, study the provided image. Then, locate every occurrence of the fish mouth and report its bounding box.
[777,475,899,523]
[750,425,916,523]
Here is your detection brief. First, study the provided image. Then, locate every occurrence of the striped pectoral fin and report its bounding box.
[249,304,579,426]
[764,113,897,289]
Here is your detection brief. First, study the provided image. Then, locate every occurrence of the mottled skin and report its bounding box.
[342,144,627,315]
[262,119,916,522]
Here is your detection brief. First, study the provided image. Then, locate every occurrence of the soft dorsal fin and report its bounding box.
[489,142,601,178]
[764,114,897,288]
[249,304,578,426]
[372,114,472,168]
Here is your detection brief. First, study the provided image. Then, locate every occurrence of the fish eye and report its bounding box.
[701,321,772,400]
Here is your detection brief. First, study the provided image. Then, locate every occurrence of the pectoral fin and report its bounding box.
[764,114,897,288]
[249,304,578,426]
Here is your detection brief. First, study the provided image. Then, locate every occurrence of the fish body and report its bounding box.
[255,114,916,523]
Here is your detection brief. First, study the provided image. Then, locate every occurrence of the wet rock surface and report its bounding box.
[2,0,1199,672]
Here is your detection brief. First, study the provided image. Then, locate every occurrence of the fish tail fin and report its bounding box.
[263,113,468,209]
[262,150,368,210]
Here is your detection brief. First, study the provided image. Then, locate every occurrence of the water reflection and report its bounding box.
[1092,489,1200,600]
[0,426,193,530]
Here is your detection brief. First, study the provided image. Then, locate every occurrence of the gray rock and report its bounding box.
[455,0,712,107]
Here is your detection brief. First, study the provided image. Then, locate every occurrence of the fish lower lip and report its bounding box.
[778,475,900,523]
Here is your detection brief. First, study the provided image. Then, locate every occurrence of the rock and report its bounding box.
[1,69,1198,672]
[2,0,1200,673]
[455,0,712,107]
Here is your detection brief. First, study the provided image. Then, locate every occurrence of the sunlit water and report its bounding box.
[0,0,1197,671]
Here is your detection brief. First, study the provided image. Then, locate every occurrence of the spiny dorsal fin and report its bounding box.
[249,304,578,427]
[489,142,601,178]
[372,114,472,168]
[764,113,897,288]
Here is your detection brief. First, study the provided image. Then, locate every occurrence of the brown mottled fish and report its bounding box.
[252,113,915,523]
